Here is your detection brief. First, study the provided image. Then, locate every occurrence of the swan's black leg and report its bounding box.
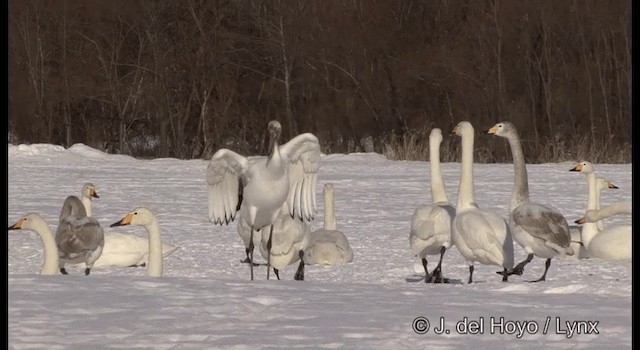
[241,248,251,264]
[421,258,432,283]
[267,225,274,280]
[84,268,91,276]
[294,250,305,281]
[432,247,448,283]
[274,268,280,280]
[468,265,474,284]
[501,268,508,282]
[528,258,551,283]
[249,227,255,281]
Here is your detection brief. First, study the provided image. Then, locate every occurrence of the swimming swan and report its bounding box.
[566,177,618,259]
[451,121,515,283]
[56,196,105,275]
[207,120,321,280]
[409,128,455,283]
[570,161,631,261]
[485,122,573,282]
[110,207,165,277]
[305,183,354,266]
[8,213,60,275]
[76,183,179,268]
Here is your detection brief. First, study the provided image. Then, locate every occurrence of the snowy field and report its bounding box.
[8,143,632,349]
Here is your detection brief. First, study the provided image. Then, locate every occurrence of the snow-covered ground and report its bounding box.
[8,143,632,349]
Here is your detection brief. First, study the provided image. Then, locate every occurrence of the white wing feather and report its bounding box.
[280,133,321,221]
[206,149,248,225]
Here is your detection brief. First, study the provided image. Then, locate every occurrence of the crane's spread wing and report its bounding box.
[207,149,249,225]
[280,133,321,221]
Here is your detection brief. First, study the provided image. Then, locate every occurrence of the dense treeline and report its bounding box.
[9,0,631,163]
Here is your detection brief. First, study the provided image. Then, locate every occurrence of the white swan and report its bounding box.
[570,161,631,261]
[408,128,455,283]
[577,201,631,224]
[451,121,515,283]
[207,120,321,280]
[485,122,573,282]
[76,183,179,268]
[8,213,60,275]
[566,177,618,259]
[569,178,615,258]
[253,202,310,280]
[80,182,99,216]
[305,183,354,266]
[110,207,165,277]
[56,196,105,275]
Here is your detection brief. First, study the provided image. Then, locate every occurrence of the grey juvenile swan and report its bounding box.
[485,122,573,282]
[56,196,105,275]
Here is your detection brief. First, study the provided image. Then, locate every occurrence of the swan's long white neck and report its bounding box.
[81,196,92,217]
[505,132,530,212]
[145,218,163,277]
[429,138,449,204]
[456,129,476,209]
[581,172,599,250]
[587,201,632,222]
[323,188,337,231]
[29,217,60,275]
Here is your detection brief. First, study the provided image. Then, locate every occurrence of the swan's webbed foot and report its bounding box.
[60,268,69,275]
[239,257,261,267]
[84,268,91,276]
[294,251,305,281]
[129,262,146,267]
[496,268,509,282]
[274,268,280,280]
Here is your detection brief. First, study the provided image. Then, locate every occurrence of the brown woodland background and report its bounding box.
[8,0,631,163]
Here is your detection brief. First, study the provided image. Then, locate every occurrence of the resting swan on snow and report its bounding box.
[571,162,631,261]
[578,201,631,224]
[207,120,321,281]
[76,183,179,268]
[451,121,515,283]
[8,213,60,275]
[238,201,310,280]
[305,183,354,266]
[565,177,618,260]
[408,128,455,283]
[485,122,573,282]
[111,207,166,277]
